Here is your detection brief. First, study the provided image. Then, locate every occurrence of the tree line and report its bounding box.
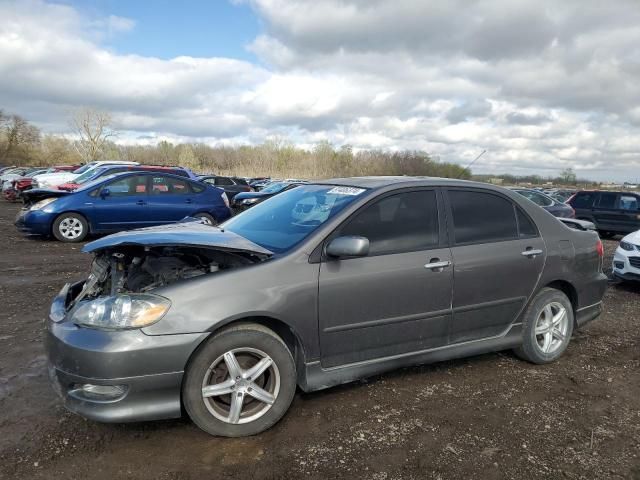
[472,171,599,188]
[0,108,470,180]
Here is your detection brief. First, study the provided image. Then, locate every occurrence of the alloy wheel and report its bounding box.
[534,302,569,354]
[201,347,280,425]
[58,217,84,240]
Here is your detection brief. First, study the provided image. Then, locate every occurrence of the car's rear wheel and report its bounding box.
[514,288,574,364]
[193,212,216,226]
[52,213,89,242]
[183,324,296,437]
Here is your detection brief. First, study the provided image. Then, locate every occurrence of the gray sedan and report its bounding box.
[46,177,607,436]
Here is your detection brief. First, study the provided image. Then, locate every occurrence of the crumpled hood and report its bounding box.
[21,188,71,204]
[83,220,274,256]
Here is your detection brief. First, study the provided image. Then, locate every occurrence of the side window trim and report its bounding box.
[317,186,446,262]
[514,205,540,238]
[443,187,526,247]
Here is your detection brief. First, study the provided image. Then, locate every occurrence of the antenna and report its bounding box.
[458,149,486,178]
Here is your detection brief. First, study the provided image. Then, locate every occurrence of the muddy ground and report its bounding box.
[0,200,638,480]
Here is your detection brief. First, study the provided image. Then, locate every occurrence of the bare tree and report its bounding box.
[560,167,577,185]
[71,108,116,162]
[0,113,41,163]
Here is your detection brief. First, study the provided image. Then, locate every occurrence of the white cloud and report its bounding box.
[1,0,640,180]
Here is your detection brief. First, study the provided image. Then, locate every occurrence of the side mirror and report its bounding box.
[326,236,370,258]
[100,188,111,199]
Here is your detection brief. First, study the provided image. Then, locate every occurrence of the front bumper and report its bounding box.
[14,208,54,235]
[612,248,640,281]
[46,282,209,423]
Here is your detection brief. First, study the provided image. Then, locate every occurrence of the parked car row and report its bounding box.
[4,162,313,243]
[509,188,576,218]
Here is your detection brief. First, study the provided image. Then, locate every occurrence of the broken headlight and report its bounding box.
[69,294,171,330]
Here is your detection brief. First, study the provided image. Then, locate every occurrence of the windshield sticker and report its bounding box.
[327,186,366,196]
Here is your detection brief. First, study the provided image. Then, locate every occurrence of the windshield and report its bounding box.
[75,167,108,184]
[222,184,367,253]
[72,163,97,175]
[261,182,289,194]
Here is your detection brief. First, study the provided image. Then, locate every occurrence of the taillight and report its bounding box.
[596,239,604,258]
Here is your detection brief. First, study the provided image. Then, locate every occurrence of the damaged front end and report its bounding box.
[53,223,273,323]
[74,243,264,304]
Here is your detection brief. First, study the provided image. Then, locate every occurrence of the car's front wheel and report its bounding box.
[183,323,296,437]
[514,288,574,364]
[52,213,89,242]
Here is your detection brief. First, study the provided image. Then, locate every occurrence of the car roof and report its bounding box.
[101,165,183,171]
[93,170,199,183]
[315,175,482,189]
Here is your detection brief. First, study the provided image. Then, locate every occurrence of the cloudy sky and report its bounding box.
[1,0,640,180]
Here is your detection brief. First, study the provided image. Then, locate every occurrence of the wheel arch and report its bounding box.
[192,209,217,220]
[543,279,578,323]
[183,315,308,388]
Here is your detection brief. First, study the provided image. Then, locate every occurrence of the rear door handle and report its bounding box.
[522,248,543,258]
[136,200,146,206]
[185,199,193,204]
[424,259,451,271]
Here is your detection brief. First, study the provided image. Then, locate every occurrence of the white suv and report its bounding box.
[612,231,640,281]
[33,161,139,189]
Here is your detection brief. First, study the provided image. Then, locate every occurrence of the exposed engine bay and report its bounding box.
[71,245,263,305]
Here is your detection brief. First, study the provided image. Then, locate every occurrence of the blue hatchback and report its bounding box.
[15,171,232,242]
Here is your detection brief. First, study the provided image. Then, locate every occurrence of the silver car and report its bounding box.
[46,177,607,436]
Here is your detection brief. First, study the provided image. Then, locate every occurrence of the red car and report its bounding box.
[3,166,79,201]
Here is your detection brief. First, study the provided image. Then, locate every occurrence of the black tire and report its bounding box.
[514,288,574,364]
[193,212,217,226]
[183,323,296,437]
[52,212,89,242]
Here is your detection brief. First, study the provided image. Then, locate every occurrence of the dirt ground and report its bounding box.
[0,200,638,480]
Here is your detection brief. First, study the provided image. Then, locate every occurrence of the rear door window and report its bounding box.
[339,190,440,255]
[516,208,538,237]
[150,176,191,194]
[570,192,597,208]
[597,192,618,209]
[448,190,519,244]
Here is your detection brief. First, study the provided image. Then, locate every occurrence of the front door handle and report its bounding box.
[424,259,451,271]
[522,248,543,258]
[136,200,146,206]
[185,198,193,204]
